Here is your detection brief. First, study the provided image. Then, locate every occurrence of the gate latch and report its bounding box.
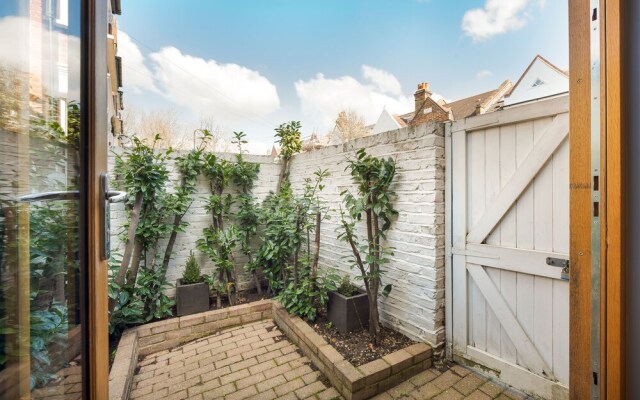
[546,257,570,281]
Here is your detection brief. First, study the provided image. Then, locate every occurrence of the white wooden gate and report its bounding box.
[445,96,570,399]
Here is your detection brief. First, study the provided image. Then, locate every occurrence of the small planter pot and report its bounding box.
[327,290,370,334]
[176,280,209,316]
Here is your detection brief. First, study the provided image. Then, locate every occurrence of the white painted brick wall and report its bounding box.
[109,120,445,348]
[108,150,281,296]
[287,121,445,347]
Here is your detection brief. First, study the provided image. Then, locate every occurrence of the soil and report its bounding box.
[206,286,273,311]
[309,313,416,367]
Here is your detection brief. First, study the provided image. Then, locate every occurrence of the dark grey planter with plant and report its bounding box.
[176,251,209,316]
[327,276,370,334]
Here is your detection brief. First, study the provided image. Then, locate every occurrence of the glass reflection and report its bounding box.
[0,0,82,398]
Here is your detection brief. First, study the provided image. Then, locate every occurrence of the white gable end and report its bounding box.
[504,57,569,106]
[372,108,402,135]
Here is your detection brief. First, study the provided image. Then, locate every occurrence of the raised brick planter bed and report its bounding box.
[272,301,432,400]
[108,300,272,400]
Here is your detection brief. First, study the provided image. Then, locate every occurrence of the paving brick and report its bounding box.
[201,382,235,399]
[263,363,292,379]
[317,387,342,400]
[248,359,277,375]
[251,388,278,400]
[301,370,322,385]
[274,351,299,365]
[256,349,283,363]
[284,365,314,381]
[410,369,438,386]
[236,372,266,389]
[455,373,486,396]
[219,368,250,385]
[274,377,305,396]
[214,354,242,369]
[226,385,258,400]
[227,344,252,358]
[182,377,221,396]
[295,380,327,399]
[450,364,472,378]
[479,381,505,398]
[432,370,463,391]
[256,374,287,393]
[241,346,268,360]
[465,390,492,400]
[433,388,464,400]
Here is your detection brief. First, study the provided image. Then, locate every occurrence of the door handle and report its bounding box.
[101,174,127,260]
[18,190,79,202]
[106,190,127,203]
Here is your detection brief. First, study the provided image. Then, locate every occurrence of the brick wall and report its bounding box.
[109,120,445,348]
[287,121,445,346]
[108,150,281,295]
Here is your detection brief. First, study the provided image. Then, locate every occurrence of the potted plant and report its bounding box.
[327,275,370,334]
[176,251,209,316]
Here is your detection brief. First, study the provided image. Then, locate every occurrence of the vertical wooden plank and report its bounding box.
[604,0,625,397]
[484,127,502,357]
[552,125,571,385]
[531,117,556,375]
[553,280,571,384]
[451,129,468,353]
[467,130,486,351]
[569,0,593,396]
[553,138,571,255]
[445,123,454,358]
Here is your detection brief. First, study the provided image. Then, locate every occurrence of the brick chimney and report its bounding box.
[414,82,432,113]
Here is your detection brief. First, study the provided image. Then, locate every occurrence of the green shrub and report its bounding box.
[336,275,359,297]
[182,251,203,284]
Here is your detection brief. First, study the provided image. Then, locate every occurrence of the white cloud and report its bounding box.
[118,31,158,94]
[362,65,403,96]
[294,67,412,132]
[148,47,280,124]
[462,0,542,42]
[476,70,493,79]
[0,16,81,101]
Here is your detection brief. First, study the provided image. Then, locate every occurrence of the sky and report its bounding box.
[118,0,568,153]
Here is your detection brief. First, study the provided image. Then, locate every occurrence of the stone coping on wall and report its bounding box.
[272,301,433,400]
[108,300,272,400]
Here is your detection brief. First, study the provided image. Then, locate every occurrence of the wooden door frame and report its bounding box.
[569,0,625,398]
[81,0,109,398]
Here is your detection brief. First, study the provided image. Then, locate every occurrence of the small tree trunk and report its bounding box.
[312,212,321,278]
[162,213,183,272]
[126,240,144,287]
[216,268,223,308]
[249,253,262,295]
[109,192,143,312]
[276,158,289,192]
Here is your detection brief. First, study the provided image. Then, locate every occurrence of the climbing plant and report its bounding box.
[337,148,397,345]
[198,152,238,306]
[230,132,262,294]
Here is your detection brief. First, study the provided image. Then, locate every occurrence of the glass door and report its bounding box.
[0,0,107,398]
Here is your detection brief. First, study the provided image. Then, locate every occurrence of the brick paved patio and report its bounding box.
[129,319,531,400]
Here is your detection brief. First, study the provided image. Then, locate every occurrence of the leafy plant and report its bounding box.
[181,251,203,285]
[136,266,175,322]
[230,132,263,294]
[336,275,359,297]
[274,121,302,192]
[337,148,397,345]
[277,271,339,321]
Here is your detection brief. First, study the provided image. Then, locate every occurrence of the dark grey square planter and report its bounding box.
[327,290,370,334]
[176,280,209,316]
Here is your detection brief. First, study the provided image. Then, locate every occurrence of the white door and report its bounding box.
[446,96,570,399]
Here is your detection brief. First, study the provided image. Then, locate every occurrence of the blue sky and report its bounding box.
[118,0,568,152]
